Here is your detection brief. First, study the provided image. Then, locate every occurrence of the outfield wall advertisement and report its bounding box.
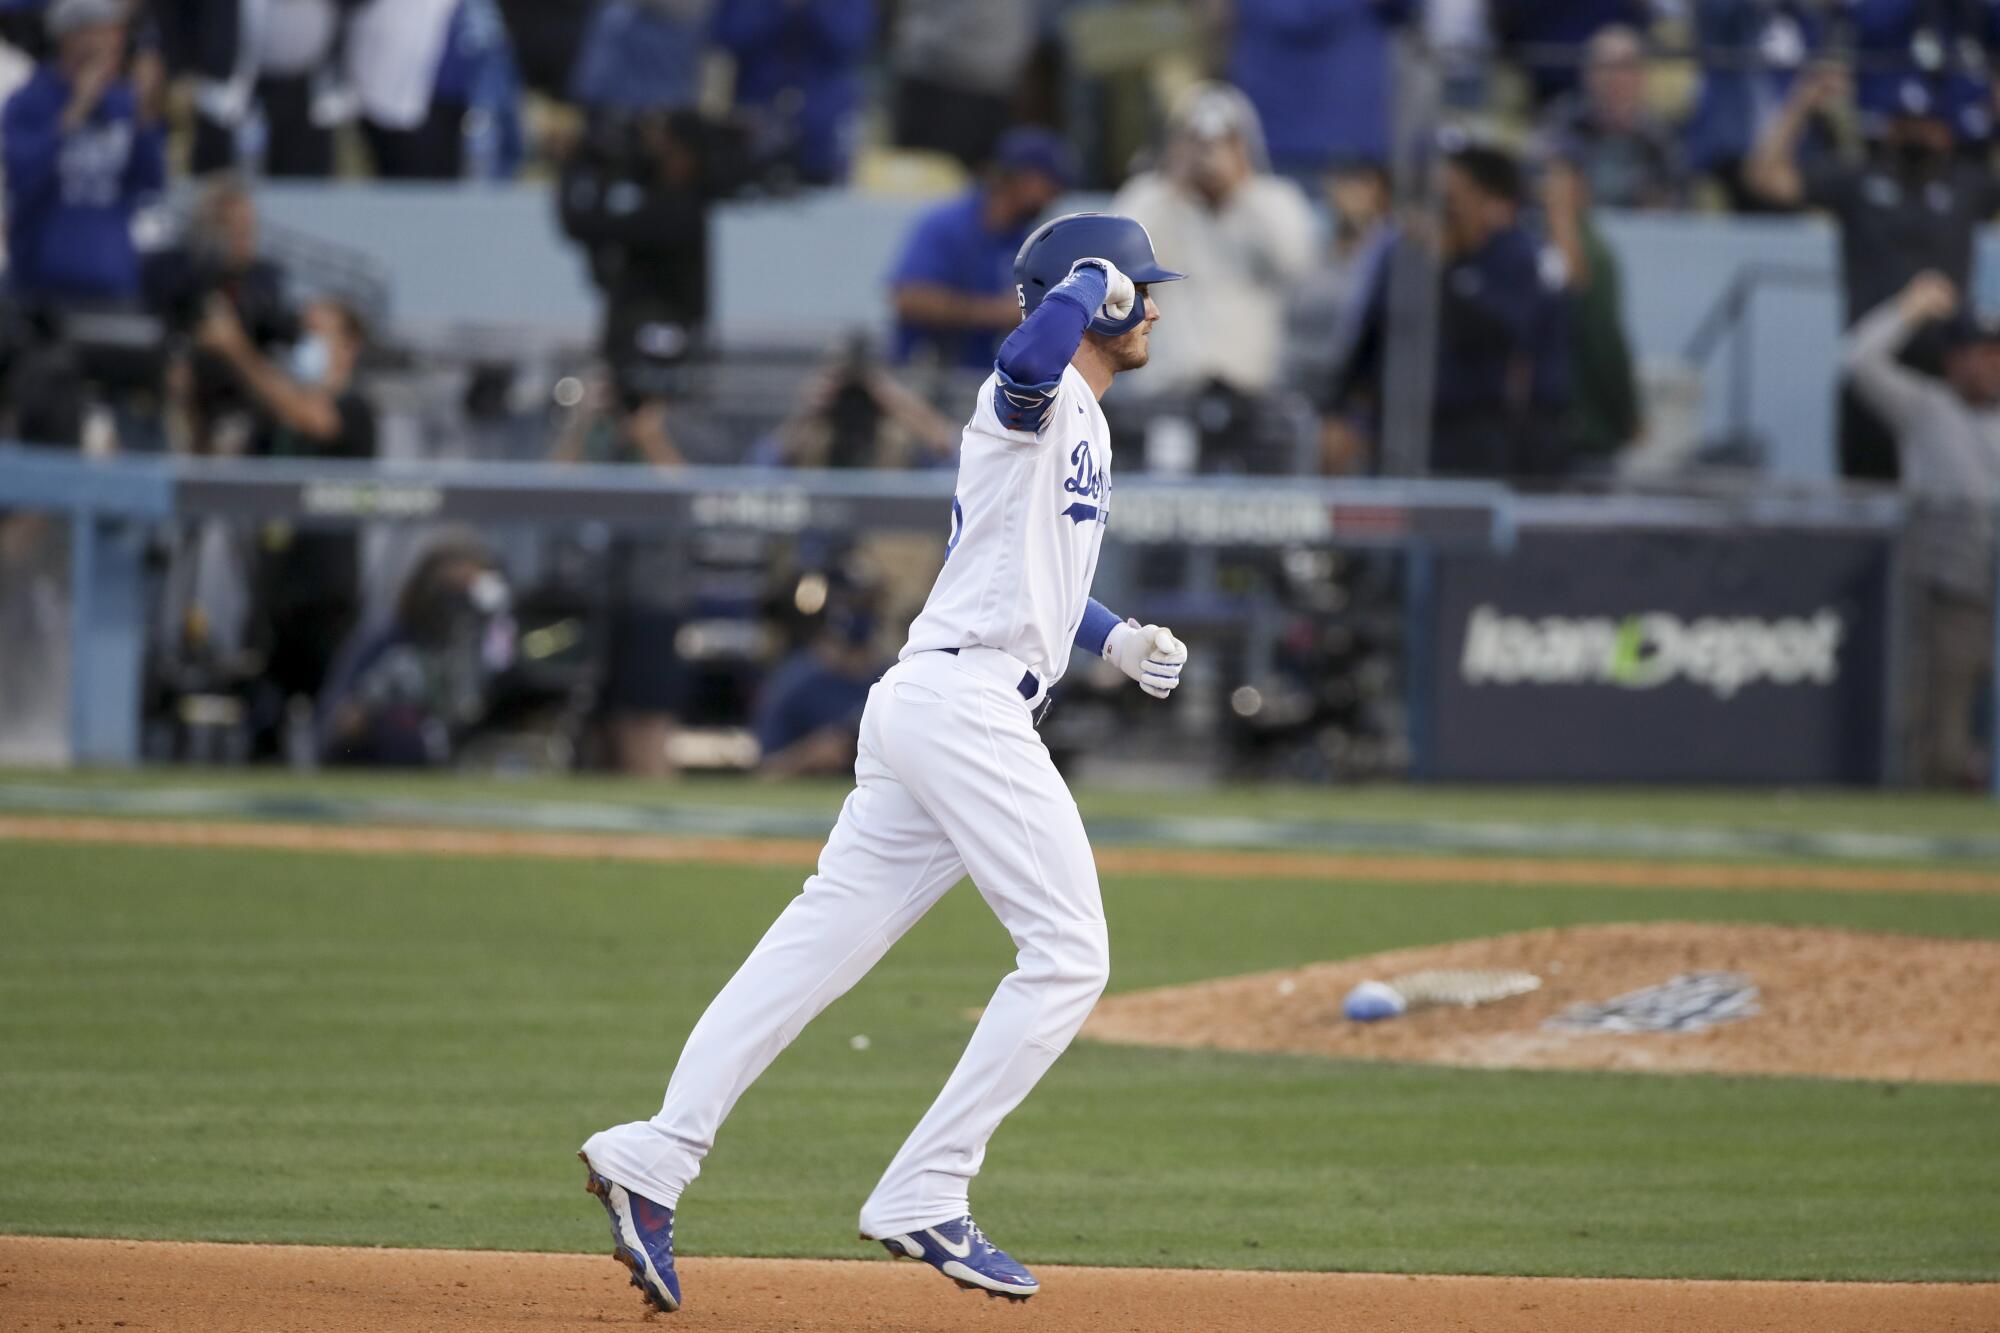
[1430,530,1893,783]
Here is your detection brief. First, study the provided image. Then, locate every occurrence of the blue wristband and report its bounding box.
[1076,598,1120,657]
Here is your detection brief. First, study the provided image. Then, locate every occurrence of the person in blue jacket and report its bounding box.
[1681,0,1829,209]
[569,0,711,112]
[1335,141,1570,478]
[3,0,165,305]
[886,126,1073,371]
[1226,0,1414,182]
[1845,0,1998,153]
[752,597,884,779]
[714,0,873,186]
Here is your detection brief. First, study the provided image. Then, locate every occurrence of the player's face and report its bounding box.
[1096,285,1160,371]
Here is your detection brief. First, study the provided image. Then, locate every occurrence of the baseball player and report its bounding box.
[579,212,1188,1311]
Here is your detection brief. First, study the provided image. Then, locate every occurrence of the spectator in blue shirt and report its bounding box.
[887,126,1074,371]
[715,0,873,186]
[1226,0,1415,182]
[1846,0,1997,152]
[1681,0,1828,209]
[753,600,883,779]
[1492,0,1655,107]
[569,0,711,112]
[3,0,165,305]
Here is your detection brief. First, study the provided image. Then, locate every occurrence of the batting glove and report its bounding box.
[1104,619,1187,700]
[1070,258,1136,327]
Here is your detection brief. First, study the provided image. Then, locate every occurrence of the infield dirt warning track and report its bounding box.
[6,813,2000,894]
[2,1237,1995,1333]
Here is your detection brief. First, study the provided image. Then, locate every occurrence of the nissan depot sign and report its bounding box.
[1430,530,1893,783]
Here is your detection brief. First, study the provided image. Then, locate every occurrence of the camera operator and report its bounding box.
[196,294,377,728]
[559,107,748,433]
[149,176,297,446]
[754,334,958,470]
[316,539,517,767]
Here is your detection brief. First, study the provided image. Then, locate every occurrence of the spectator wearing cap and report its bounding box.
[715,0,873,187]
[1224,0,1415,184]
[1681,0,1829,210]
[1847,0,1997,153]
[1111,82,1317,399]
[1336,142,1572,478]
[1746,63,2000,480]
[3,0,165,305]
[1843,271,2000,785]
[1536,24,1687,210]
[886,126,1073,373]
[1491,0,1656,108]
[888,0,1035,172]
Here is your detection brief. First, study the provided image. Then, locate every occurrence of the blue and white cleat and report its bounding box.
[579,1152,681,1313]
[873,1216,1040,1300]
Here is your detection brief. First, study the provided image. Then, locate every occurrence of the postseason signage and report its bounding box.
[1430,529,1892,783]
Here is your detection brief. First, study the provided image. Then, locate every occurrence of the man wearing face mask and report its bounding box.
[1746,63,2000,481]
[197,294,378,725]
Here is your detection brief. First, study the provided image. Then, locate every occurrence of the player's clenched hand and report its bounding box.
[1069,258,1136,326]
[1104,619,1187,699]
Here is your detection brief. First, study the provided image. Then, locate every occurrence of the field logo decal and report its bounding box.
[1545,972,1761,1034]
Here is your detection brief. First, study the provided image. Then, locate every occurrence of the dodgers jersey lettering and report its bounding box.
[900,364,1109,687]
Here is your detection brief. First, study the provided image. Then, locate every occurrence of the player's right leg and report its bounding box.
[855,651,1109,1299]
[580,688,966,1307]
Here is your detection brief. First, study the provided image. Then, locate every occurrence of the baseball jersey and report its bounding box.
[900,364,1110,688]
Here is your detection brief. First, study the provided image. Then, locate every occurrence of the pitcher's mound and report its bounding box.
[1084,923,2000,1083]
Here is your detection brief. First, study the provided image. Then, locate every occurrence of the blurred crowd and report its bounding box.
[1,0,1995,784]
[2,1,1994,473]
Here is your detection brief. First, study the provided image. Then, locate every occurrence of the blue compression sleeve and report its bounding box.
[1075,597,1120,657]
[992,264,1107,431]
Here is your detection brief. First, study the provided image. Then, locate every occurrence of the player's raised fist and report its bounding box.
[1070,258,1136,325]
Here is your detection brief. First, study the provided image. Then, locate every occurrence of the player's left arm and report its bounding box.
[991,260,1134,433]
[1077,597,1186,700]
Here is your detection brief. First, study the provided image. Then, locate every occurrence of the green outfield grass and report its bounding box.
[2,836,1997,1281]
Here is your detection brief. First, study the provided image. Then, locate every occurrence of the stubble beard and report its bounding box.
[1104,328,1151,372]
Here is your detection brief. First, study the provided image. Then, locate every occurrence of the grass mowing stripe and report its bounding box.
[10,767,2000,842]
[9,780,2000,866]
[1,843,1994,1280]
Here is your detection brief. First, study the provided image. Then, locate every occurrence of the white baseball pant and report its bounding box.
[582,646,1109,1237]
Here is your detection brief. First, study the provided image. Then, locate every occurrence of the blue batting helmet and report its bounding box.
[1013,212,1185,337]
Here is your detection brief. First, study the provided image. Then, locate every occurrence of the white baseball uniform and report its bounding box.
[582,364,1117,1238]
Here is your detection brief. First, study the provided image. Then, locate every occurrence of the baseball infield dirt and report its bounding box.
[2,1237,1994,1333]
[7,814,2000,894]
[1084,922,2000,1083]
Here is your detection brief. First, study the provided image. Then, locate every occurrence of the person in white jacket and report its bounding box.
[1110,82,1318,400]
[345,0,462,178]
